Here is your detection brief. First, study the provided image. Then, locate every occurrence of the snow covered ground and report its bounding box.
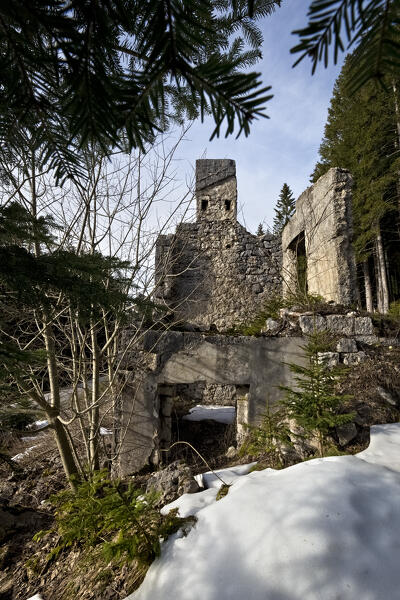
[126,423,400,600]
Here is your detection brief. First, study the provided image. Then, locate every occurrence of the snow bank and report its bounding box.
[126,423,400,600]
[182,405,235,424]
[194,462,257,489]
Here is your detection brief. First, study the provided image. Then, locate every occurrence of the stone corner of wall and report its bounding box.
[315,167,353,188]
[195,158,236,191]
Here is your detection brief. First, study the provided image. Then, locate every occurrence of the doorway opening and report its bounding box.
[156,383,249,469]
[289,232,307,295]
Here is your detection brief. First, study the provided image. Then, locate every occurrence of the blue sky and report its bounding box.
[172,0,346,232]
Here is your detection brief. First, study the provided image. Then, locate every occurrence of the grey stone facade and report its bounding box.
[282,168,358,304]
[115,331,305,475]
[154,159,281,331]
[115,160,366,476]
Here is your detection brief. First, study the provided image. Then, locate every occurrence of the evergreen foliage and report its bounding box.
[292,0,400,91]
[0,202,129,370]
[0,0,278,183]
[239,399,292,467]
[41,471,192,566]
[281,330,354,457]
[311,55,400,310]
[256,222,265,236]
[273,183,295,234]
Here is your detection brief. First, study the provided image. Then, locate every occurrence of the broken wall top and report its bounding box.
[196,158,237,222]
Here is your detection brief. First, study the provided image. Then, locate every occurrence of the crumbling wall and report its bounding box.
[154,159,281,331]
[114,311,389,476]
[115,330,304,476]
[282,168,358,304]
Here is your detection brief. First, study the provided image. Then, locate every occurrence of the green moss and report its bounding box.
[216,484,230,500]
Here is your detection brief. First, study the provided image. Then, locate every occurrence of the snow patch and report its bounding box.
[195,462,257,489]
[100,427,112,436]
[126,423,400,600]
[161,488,218,518]
[12,445,39,462]
[27,419,48,431]
[182,405,235,424]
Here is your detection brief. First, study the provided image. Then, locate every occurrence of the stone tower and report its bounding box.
[196,159,237,222]
[154,159,282,330]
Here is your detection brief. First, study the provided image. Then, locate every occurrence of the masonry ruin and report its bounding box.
[115,159,363,476]
[282,167,358,305]
[154,159,281,331]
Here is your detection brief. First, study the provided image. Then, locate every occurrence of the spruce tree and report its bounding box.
[312,55,400,312]
[273,183,295,235]
[0,1,278,183]
[281,330,354,457]
[256,223,265,236]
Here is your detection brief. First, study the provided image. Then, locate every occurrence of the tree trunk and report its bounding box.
[376,227,390,313]
[362,259,373,312]
[89,323,100,472]
[43,319,80,487]
[50,416,79,491]
[392,80,400,222]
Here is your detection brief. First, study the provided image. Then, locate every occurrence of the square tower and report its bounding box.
[196,159,237,222]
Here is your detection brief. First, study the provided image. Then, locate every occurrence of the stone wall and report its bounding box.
[154,159,281,331]
[115,330,305,476]
[196,158,237,222]
[281,168,358,304]
[114,310,396,476]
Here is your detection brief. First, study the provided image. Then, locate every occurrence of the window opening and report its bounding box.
[201,199,208,211]
[289,232,307,294]
[225,199,231,211]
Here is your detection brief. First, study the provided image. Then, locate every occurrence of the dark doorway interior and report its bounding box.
[289,232,307,294]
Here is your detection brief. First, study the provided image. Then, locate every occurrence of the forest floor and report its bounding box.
[1,344,400,600]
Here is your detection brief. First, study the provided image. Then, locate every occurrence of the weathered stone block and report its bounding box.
[299,315,326,334]
[196,158,236,190]
[317,352,340,367]
[354,317,374,335]
[326,315,354,335]
[336,422,357,446]
[336,338,357,353]
[343,351,366,365]
[354,335,378,345]
[262,318,281,334]
[376,386,396,406]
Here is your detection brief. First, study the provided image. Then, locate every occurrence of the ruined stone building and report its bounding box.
[154,159,281,331]
[282,167,358,306]
[115,159,364,476]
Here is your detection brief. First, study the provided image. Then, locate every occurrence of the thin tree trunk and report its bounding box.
[50,416,79,491]
[89,322,100,472]
[392,80,400,222]
[43,319,80,487]
[376,227,390,313]
[362,259,373,312]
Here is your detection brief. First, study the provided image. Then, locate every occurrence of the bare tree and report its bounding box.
[0,129,194,485]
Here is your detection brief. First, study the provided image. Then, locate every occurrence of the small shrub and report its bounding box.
[239,399,292,468]
[281,330,354,457]
[388,300,400,320]
[49,470,193,567]
[216,483,230,500]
